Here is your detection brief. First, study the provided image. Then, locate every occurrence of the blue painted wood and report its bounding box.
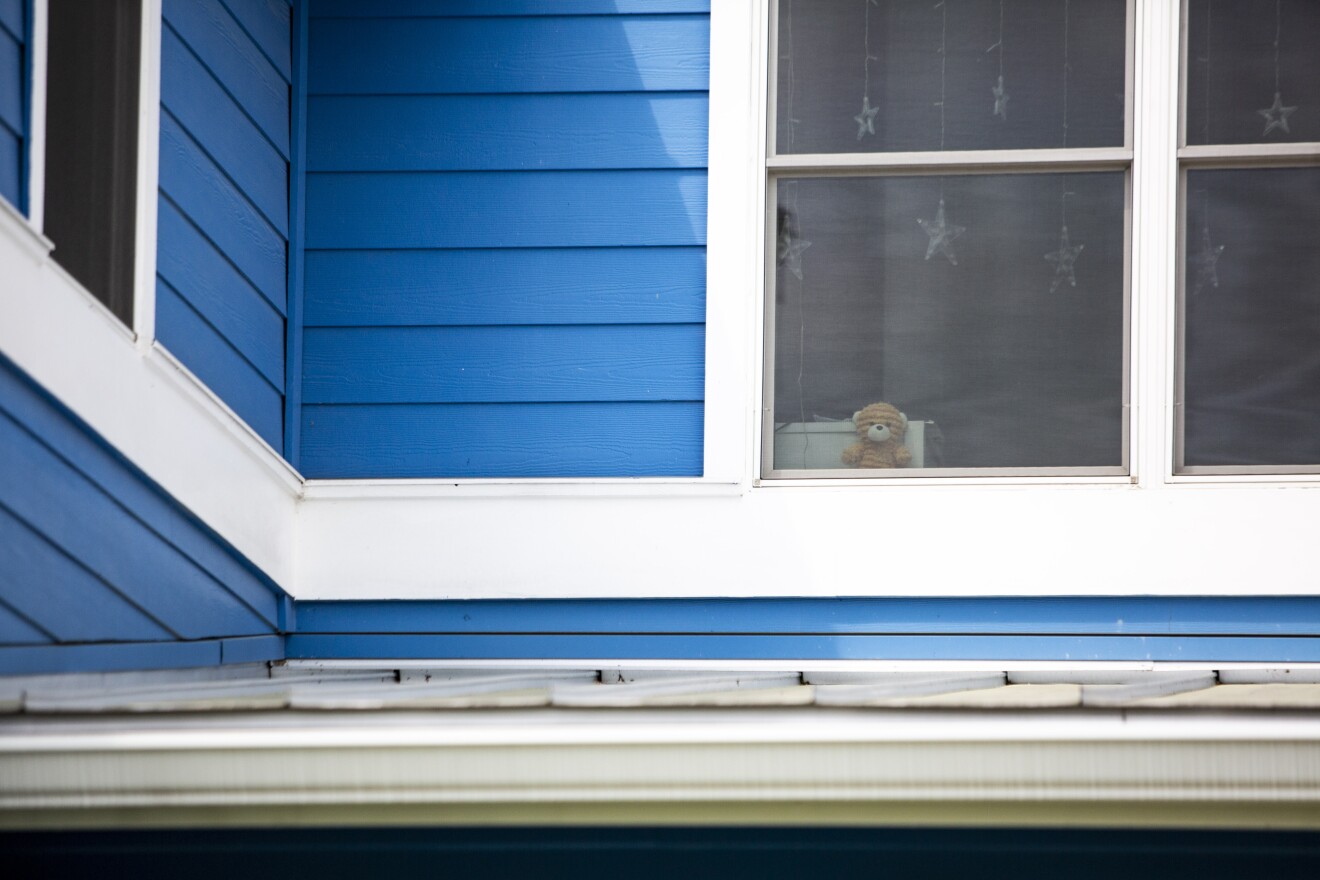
[0,639,224,676]
[300,401,704,478]
[305,170,707,250]
[303,325,705,404]
[0,505,176,643]
[0,601,50,645]
[159,110,287,311]
[0,0,22,39]
[304,248,707,327]
[0,408,273,641]
[163,0,289,158]
[157,278,284,449]
[0,24,20,137]
[313,0,711,16]
[220,634,284,664]
[284,633,1320,664]
[161,24,288,237]
[308,15,710,95]
[0,357,282,628]
[292,597,1320,637]
[307,93,708,172]
[0,124,16,209]
[298,1,709,479]
[157,197,285,387]
[220,0,292,83]
[284,0,308,467]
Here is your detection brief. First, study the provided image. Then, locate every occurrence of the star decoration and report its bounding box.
[854,95,879,140]
[992,75,1009,120]
[1190,223,1225,296]
[1045,225,1085,292]
[777,225,812,281]
[917,198,965,265]
[1258,91,1297,137]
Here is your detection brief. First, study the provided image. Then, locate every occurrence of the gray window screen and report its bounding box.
[766,0,1130,477]
[1178,0,1320,473]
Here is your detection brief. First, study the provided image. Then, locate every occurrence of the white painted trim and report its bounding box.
[700,0,764,486]
[147,342,304,492]
[0,192,52,262]
[131,0,162,349]
[0,203,300,591]
[24,0,47,233]
[1132,0,1181,488]
[282,659,1320,674]
[6,710,1320,828]
[301,479,743,501]
[296,480,1320,599]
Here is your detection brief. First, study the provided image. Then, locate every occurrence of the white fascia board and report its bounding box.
[5,711,1320,828]
[297,481,1320,598]
[0,205,301,590]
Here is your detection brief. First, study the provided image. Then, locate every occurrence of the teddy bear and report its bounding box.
[841,402,912,469]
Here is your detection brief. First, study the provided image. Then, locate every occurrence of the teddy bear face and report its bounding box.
[852,403,908,444]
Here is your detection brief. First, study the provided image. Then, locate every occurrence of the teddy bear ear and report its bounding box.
[899,411,908,427]
[852,410,863,425]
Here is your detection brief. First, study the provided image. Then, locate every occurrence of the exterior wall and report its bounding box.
[155,0,291,452]
[0,354,284,675]
[0,0,25,212]
[299,0,710,478]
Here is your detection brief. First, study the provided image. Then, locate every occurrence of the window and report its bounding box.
[1177,0,1320,474]
[43,0,142,325]
[761,0,1319,482]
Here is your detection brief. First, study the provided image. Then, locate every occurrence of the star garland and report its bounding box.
[777,215,812,281]
[1045,0,1085,292]
[918,198,965,265]
[1258,0,1297,137]
[916,1,963,267]
[1045,224,1084,291]
[1190,184,1226,295]
[989,0,1009,120]
[854,0,881,140]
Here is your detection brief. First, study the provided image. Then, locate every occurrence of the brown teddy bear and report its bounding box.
[841,402,912,469]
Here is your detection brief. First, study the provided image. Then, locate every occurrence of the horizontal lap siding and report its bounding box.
[303,2,710,478]
[0,0,24,211]
[0,355,283,669]
[157,0,290,452]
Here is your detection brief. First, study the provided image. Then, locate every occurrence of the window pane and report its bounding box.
[774,0,1126,154]
[1186,0,1320,146]
[44,0,142,325]
[771,172,1126,472]
[1182,166,1320,468]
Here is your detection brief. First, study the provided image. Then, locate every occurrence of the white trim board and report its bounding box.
[0,204,300,589]
[295,481,1320,598]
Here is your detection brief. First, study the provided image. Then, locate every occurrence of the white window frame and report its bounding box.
[758,0,1137,482]
[1170,0,1320,478]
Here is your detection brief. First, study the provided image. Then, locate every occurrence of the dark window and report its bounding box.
[43,0,142,325]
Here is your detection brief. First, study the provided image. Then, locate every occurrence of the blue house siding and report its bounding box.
[0,0,25,212]
[156,0,291,452]
[0,355,284,675]
[300,0,710,478]
[287,596,1320,664]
